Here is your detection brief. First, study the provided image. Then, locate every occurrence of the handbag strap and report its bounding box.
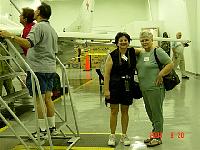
[153,48,163,70]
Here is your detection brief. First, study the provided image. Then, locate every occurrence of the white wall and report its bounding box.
[157,0,199,74]
[185,0,200,74]
[46,0,84,32]
[197,1,200,74]
[149,0,159,21]
[93,0,149,27]
[124,20,164,46]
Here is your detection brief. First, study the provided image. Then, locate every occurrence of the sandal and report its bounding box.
[146,139,162,147]
[144,138,153,143]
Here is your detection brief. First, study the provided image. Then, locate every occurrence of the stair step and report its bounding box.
[0,56,12,60]
[2,89,29,104]
[0,72,25,80]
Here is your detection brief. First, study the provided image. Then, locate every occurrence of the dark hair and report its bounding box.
[22,7,34,23]
[114,32,131,45]
[38,2,51,19]
[163,32,168,38]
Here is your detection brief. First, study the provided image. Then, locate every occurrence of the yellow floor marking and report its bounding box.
[54,77,95,103]
[73,78,94,92]
[0,77,95,132]
[53,96,62,103]
[63,132,121,135]
[13,145,114,150]
[0,125,9,133]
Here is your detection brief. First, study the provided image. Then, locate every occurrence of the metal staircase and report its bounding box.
[0,39,80,150]
[0,39,29,116]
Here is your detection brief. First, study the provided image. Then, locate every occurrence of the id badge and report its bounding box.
[122,54,128,61]
[144,57,149,62]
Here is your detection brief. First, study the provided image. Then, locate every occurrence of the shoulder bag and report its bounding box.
[154,48,180,91]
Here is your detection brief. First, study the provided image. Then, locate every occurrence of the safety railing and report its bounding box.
[0,39,80,150]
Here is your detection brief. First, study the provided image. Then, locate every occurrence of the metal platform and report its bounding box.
[11,133,118,150]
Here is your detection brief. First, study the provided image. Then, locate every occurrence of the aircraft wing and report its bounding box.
[0,17,23,35]
[58,32,115,40]
[58,31,190,43]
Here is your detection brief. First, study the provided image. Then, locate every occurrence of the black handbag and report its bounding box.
[131,80,143,99]
[154,49,180,91]
[125,75,142,99]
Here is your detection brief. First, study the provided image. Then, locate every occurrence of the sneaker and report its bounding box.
[146,138,162,147]
[182,76,189,79]
[144,138,153,143]
[49,127,58,136]
[32,129,47,138]
[32,108,35,112]
[120,134,130,146]
[108,134,116,146]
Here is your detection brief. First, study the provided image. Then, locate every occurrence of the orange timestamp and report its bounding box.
[149,131,185,139]
[170,131,185,139]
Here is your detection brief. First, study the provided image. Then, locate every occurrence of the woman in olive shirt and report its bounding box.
[137,31,174,147]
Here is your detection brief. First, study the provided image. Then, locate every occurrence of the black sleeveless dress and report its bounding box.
[109,47,136,105]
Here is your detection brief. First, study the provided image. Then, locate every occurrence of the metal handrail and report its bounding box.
[56,57,80,137]
[1,39,80,149]
[4,39,53,149]
[5,1,80,149]
[0,97,43,150]
[10,0,21,14]
[0,42,26,87]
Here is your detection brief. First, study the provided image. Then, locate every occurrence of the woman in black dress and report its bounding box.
[104,32,139,146]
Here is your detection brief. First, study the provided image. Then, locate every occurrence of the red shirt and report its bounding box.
[21,22,35,56]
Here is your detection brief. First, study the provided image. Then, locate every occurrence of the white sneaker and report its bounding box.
[32,129,47,139]
[49,127,58,136]
[120,134,130,146]
[32,108,35,112]
[108,134,116,146]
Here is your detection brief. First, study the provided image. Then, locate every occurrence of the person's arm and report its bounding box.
[134,48,142,55]
[171,41,179,54]
[159,62,174,77]
[11,35,32,49]
[0,30,31,49]
[104,54,113,99]
[160,41,164,48]
[156,62,174,86]
[155,48,174,85]
[172,46,176,53]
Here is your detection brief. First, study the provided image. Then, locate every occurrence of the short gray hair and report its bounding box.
[139,31,153,40]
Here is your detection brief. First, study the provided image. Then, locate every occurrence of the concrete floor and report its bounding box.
[0,68,200,150]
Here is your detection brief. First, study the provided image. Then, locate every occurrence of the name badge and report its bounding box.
[144,57,149,62]
[121,54,128,61]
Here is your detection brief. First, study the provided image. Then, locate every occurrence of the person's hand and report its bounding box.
[172,50,178,57]
[104,90,110,99]
[0,30,12,38]
[156,73,163,86]
[174,53,178,59]
[184,43,189,47]
[155,45,160,48]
